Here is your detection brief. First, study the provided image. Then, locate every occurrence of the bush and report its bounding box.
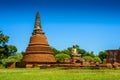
[1,53,23,66]
[83,56,94,61]
[94,57,102,63]
[55,53,71,62]
[1,57,17,66]
[103,59,106,63]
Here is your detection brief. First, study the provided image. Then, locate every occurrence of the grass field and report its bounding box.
[0,68,120,80]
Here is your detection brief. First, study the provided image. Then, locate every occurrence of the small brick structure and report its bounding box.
[106,50,120,63]
[106,50,120,68]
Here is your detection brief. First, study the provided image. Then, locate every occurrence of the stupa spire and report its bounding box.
[32,12,43,35]
[22,12,56,65]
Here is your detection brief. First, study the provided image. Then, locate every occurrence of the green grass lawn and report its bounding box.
[0,68,120,80]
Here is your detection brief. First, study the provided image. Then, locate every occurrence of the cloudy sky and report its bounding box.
[0,0,120,54]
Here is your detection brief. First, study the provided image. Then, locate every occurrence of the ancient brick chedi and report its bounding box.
[22,12,56,63]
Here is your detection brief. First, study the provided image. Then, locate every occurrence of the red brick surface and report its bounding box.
[22,12,56,63]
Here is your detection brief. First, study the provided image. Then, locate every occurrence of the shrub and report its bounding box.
[55,53,71,62]
[94,57,102,63]
[83,56,94,61]
[1,53,23,66]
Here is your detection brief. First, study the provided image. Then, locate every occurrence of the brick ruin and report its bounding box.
[15,12,96,68]
[6,12,120,68]
[106,50,120,63]
[21,12,56,67]
[105,50,120,68]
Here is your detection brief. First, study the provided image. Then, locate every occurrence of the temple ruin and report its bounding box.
[7,12,120,69]
[21,12,56,67]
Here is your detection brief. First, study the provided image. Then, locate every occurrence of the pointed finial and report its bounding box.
[34,12,42,30]
[32,12,44,35]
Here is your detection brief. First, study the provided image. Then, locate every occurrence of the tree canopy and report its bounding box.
[0,31,9,46]
[55,53,71,62]
[98,51,107,62]
[0,30,17,58]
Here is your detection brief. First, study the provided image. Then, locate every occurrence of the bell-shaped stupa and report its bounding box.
[22,12,56,63]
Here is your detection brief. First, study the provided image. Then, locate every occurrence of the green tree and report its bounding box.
[1,53,23,66]
[67,47,72,52]
[0,31,9,46]
[13,53,23,61]
[51,47,60,56]
[0,30,17,58]
[61,49,71,56]
[103,59,106,63]
[98,51,107,62]
[0,31,9,58]
[83,56,94,61]
[88,51,95,57]
[20,51,25,55]
[0,45,8,58]
[55,53,71,62]
[94,57,102,63]
[7,45,17,56]
[79,50,95,57]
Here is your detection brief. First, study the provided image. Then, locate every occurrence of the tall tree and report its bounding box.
[0,30,17,58]
[98,51,107,62]
[51,47,60,56]
[61,49,71,56]
[7,45,17,56]
[87,51,95,57]
[0,31,9,58]
[0,31,9,46]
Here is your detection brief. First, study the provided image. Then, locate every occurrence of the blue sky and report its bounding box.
[0,0,120,54]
